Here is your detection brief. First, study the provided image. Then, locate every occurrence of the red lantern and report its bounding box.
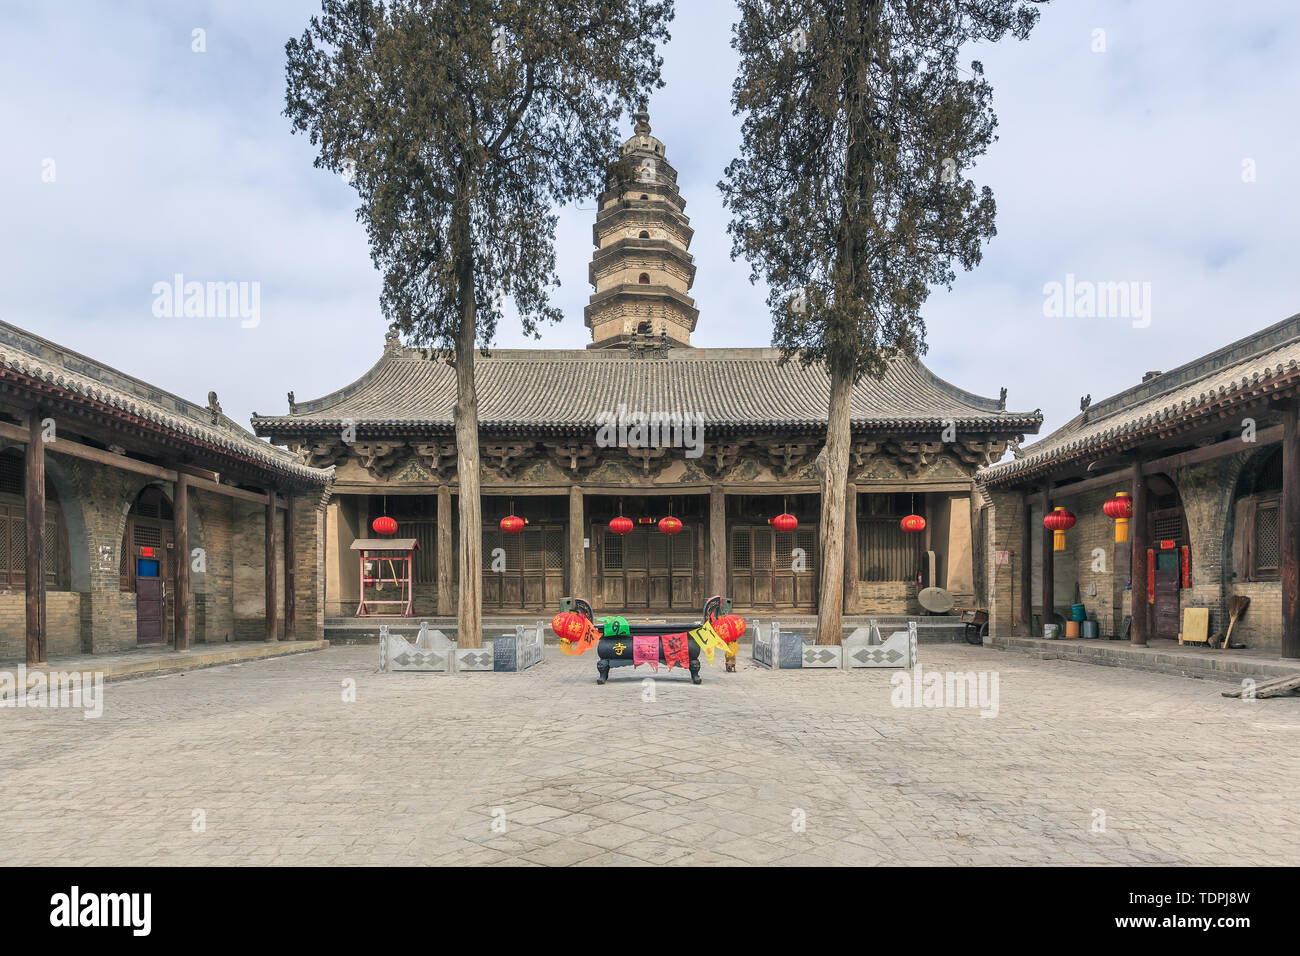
[372,516,397,536]
[499,515,527,534]
[658,516,683,536]
[1102,492,1133,543]
[900,514,926,533]
[609,516,633,535]
[711,614,746,642]
[769,513,798,533]
[1043,506,1076,552]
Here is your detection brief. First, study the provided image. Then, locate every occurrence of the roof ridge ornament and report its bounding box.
[384,328,402,354]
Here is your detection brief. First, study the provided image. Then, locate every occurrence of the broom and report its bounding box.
[1222,595,1250,649]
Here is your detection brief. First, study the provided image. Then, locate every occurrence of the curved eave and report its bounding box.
[1,366,330,486]
[254,414,1042,438]
[980,363,1300,488]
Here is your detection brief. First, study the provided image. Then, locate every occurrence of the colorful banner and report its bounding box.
[633,634,659,672]
[662,632,689,671]
[689,621,728,665]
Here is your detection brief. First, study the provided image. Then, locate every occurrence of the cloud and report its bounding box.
[3,0,1297,446]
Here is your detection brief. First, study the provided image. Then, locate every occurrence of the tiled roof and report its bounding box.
[981,313,1300,486]
[252,346,1041,436]
[0,321,330,484]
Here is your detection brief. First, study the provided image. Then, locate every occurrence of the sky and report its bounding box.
[3,1,1298,451]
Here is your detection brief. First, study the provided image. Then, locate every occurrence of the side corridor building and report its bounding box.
[978,313,1299,658]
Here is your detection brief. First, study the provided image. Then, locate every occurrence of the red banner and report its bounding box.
[1180,545,1191,589]
[1146,549,1156,605]
[661,632,689,671]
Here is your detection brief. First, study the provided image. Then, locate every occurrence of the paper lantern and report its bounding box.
[1043,506,1076,552]
[372,516,397,536]
[900,514,926,533]
[769,513,798,533]
[658,516,683,536]
[609,516,633,535]
[711,614,746,642]
[1102,492,1133,543]
[499,515,527,534]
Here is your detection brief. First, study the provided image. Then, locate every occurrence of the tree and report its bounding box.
[720,0,1040,644]
[285,0,673,646]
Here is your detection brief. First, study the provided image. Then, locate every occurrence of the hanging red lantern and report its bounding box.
[658,516,683,535]
[769,513,798,533]
[609,516,633,535]
[1043,506,1076,552]
[372,516,398,536]
[499,515,527,534]
[1102,492,1133,543]
[900,514,926,533]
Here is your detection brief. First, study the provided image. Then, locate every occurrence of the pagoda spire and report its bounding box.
[584,112,698,349]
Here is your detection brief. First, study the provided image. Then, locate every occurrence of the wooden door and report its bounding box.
[481,524,565,611]
[1153,550,1180,639]
[136,570,165,645]
[729,525,818,610]
[596,526,696,610]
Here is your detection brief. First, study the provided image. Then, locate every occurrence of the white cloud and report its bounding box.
[2,0,1297,445]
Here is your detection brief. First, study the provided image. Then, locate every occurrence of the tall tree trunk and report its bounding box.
[816,365,853,645]
[453,201,483,649]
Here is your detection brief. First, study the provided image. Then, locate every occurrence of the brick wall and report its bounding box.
[0,590,80,659]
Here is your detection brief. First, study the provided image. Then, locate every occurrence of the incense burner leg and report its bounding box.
[596,659,609,685]
[690,660,702,685]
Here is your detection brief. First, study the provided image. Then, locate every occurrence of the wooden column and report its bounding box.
[285,493,296,638]
[437,486,453,616]
[568,486,586,599]
[265,490,278,641]
[1019,491,1033,636]
[1130,468,1149,646]
[709,486,727,598]
[1282,405,1300,659]
[25,413,46,665]
[843,484,858,613]
[173,475,190,651]
[1040,488,1053,634]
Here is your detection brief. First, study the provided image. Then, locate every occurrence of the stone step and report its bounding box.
[988,634,1300,685]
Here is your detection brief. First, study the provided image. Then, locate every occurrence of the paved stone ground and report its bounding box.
[3,644,1298,865]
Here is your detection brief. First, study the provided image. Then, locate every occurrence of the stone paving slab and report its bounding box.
[2,644,1298,866]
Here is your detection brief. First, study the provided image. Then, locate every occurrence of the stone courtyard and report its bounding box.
[3,645,1298,866]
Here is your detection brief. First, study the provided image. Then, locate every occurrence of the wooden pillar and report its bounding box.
[265,491,278,641]
[1131,468,1149,646]
[1019,491,1033,636]
[843,484,858,613]
[1040,488,1053,634]
[25,413,46,665]
[1281,405,1300,659]
[173,475,190,651]
[709,486,727,598]
[285,493,296,638]
[437,485,453,616]
[568,486,586,598]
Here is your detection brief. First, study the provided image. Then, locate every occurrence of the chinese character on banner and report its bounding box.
[993,550,1011,566]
